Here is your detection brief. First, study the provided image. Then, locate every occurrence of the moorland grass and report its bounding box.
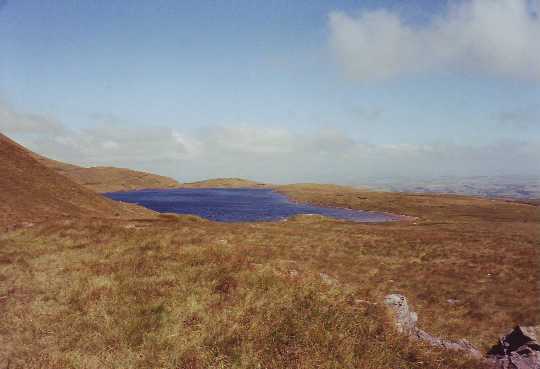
[1,186,538,368]
[1,219,485,369]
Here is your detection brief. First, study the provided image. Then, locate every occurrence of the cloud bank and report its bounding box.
[2,101,538,184]
[0,100,65,134]
[329,0,540,81]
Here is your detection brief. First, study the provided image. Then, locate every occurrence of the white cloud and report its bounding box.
[329,0,540,81]
[172,131,203,158]
[32,123,192,164]
[200,125,295,154]
[101,140,119,150]
[16,123,540,184]
[2,101,538,183]
[0,100,65,134]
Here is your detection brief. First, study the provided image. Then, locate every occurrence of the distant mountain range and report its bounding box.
[362,176,540,200]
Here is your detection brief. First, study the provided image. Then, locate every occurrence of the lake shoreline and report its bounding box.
[104,187,402,223]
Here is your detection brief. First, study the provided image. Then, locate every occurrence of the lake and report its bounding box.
[104,188,400,223]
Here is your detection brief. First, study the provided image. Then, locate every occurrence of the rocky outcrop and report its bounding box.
[384,294,482,359]
[384,294,540,369]
[487,326,540,369]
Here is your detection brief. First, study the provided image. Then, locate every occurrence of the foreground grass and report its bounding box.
[2,219,486,369]
[1,187,538,368]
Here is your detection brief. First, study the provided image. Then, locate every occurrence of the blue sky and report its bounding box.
[0,0,539,183]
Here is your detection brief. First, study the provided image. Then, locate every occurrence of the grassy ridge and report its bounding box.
[0,133,156,228]
[2,132,180,194]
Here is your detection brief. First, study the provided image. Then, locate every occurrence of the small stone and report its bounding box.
[384,294,417,334]
[319,272,338,287]
[288,269,299,278]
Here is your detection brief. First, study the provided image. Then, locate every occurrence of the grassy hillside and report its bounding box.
[36,158,181,193]
[1,186,538,367]
[1,136,537,368]
[0,133,155,228]
[5,132,180,193]
[275,183,540,222]
[180,178,267,188]
[51,165,181,193]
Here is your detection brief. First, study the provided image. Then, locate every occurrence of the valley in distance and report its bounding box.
[1,132,539,369]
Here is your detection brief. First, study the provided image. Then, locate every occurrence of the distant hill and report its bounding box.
[0,133,155,227]
[180,178,268,188]
[28,153,180,193]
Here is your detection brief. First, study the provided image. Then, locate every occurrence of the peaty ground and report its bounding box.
[0,185,538,369]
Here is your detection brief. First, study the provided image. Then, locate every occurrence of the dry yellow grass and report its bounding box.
[0,136,538,369]
[276,185,540,341]
[1,218,487,369]
[1,181,538,368]
[5,132,534,367]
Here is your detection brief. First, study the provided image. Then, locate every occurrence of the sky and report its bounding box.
[0,0,539,184]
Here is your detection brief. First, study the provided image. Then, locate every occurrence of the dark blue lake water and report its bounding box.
[105,188,400,223]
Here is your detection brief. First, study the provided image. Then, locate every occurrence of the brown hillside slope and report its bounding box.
[49,164,180,193]
[0,133,155,227]
[32,155,180,193]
